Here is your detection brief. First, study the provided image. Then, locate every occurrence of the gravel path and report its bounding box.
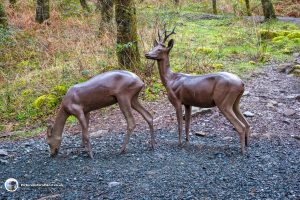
[1,65,299,199]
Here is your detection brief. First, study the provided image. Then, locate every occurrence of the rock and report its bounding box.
[243,111,254,117]
[266,103,275,108]
[0,149,8,156]
[108,181,121,187]
[293,52,300,58]
[283,109,296,117]
[267,99,278,106]
[278,63,293,74]
[195,131,207,137]
[183,107,213,119]
[292,69,300,76]
[291,135,300,141]
[222,136,233,140]
[90,130,109,138]
[0,159,8,164]
[282,119,290,124]
[243,91,250,96]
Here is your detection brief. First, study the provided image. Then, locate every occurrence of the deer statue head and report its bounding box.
[46,122,62,157]
[145,26,176,60]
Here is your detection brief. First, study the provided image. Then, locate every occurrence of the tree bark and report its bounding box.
[0,2,8,28]
[212,0,217,15]
[261,0,276,20]
[115,0,141,70]
[35,0,50,24]
[97,0,114,23]
[80,0,90,11]
[9,0,17,7]
[245,0,251,16]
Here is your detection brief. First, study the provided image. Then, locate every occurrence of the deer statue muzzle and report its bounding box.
[46,70,155,159]
[145,26,250,154]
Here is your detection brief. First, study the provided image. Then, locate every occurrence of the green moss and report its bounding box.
[21,89,33,96]
[260,30,280,40]
[272,36,286,43]
[32,94,58,109]
[213,63,224,70]
[248,61,256,65]
[67,115,77,124]
[287,32,300,39]
[53,85,68,96]
[196,47,214,54]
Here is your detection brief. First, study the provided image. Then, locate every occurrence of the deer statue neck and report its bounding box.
[52,108,68,140]
[157,56,174,87]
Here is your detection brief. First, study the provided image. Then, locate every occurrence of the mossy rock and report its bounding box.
[287,32,300,39]
[32,94,58,109]
[196,47,214,54]
[213,63,224,70]
[291,38,300,44]
[248,61,256,65]
[272,36,286,43]
[260,30,280,40]
[53,85,68,96]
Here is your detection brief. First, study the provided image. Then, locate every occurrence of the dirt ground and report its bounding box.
[0,63,299,199]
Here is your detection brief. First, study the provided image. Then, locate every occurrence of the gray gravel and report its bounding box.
[1,65,300,199]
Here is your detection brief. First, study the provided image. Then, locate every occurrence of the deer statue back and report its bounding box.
[145,26,250,154]
[47,70,155,159]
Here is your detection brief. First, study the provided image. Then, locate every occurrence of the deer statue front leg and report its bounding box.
[168,90,183,146]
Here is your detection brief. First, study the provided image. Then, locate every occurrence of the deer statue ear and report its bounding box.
[167,39,174,50]
[153,39,159,47]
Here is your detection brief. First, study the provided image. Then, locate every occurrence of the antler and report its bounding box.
[157,24,176,43]
[163,26,176,43]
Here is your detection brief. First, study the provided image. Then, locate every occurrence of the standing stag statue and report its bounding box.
[47,70,155,159]
[145,26,250,154]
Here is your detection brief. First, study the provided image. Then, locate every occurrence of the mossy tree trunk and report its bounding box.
[0,2,8,28]
[245,0,251,16]
[115,0,141,70]
[98,0,114,35]
[212,0,217,15]
[80,0,90,11]
[261,0,276,20]
[36,0,50,24]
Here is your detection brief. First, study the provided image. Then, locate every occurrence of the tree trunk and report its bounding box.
[98,0,114,23]
[115,0,141,70]
[0,2,8,28]
[245,0,251,16]
[174,0,179,5]
[261,0,276,20]
[80,0,90,11]
[35,0,50,24]
[9,0,17,7]
[212,0,217,15]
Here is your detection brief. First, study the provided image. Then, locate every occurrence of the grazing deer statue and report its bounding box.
[145,26,250,154]
[46,70,155,159]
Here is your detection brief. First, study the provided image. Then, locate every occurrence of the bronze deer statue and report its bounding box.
[46,70,155,159]
[145,27,250,154]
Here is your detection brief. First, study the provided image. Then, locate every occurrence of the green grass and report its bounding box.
[0,1,299,135]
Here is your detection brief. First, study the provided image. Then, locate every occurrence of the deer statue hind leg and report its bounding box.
[217,93,246,155]
[184,105,191,144]
[117,95,136,154]
[131,95,155,150]
[233,93,250,146]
